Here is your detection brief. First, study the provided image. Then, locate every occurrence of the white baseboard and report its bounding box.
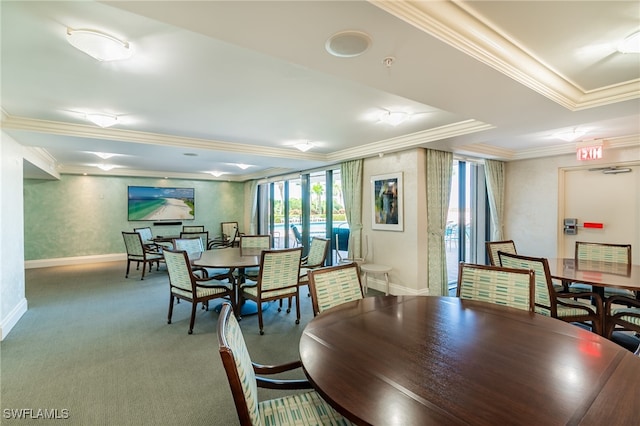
[1,297,28,341]
[25,253,126,269]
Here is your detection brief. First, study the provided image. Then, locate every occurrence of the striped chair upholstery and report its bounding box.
[298,237,330,286]
[182,225,204,233]
[499,252,604,335]
[604,295,640,339]
[180,231,209,250]
[221,221,241,247]
[456,263,534,312]
[485,240,517,266]
[239,235,272,280]
[570,242,634,298]
[173,237,231,281]
[307,263,363,316]
[241,247,302,335]
[122,231,163,280]
[164,249,234,334]
[217,303,353,426]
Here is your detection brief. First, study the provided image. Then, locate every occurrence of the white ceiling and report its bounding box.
[2,1,639,181]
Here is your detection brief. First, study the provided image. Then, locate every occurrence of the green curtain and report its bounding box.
[341,159,363,259]
[426,149,453,296]
[484,159,505,241]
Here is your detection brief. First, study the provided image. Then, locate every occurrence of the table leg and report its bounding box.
[384,272,389,295]
[363,272,369,295]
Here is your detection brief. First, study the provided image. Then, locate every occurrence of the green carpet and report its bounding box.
[1,261,345,425]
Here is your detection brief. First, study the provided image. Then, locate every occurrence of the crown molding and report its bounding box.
[370,0,640,111]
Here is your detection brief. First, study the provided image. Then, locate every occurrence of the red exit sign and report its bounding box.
[576,145,602,161]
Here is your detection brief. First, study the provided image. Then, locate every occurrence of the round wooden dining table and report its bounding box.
[299,295,640,426]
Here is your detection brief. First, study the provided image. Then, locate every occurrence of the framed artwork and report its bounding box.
[371,172,403,231]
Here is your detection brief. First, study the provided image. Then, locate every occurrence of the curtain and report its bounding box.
[426,149,453,296]
[245,180,259,234]
[341,159,363,259]
[484,159,505,241]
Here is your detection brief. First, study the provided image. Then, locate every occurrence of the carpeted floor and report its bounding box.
[0,261,337,425]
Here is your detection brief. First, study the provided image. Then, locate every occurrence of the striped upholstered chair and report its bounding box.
[172,237,233,282]
[456,262,535,312]
[307,262,363,316]
[217,302,353,426]
[499,252,604,335]
[569,242,634,298]
[240,247,302,335]
[604,295,640,339]
[238,234,272,281]
[485,240,517,266]
[122,231,163,280]
[164,248,234,334]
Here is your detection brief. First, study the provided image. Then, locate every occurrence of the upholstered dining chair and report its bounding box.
[499,251,604,335]
[456,262,535,312]
[604,295,640,339]
[134,226,172,250]
[485,240,517,266]
[238,234,272,281]
[221,221,241,247]
[164,248,234,334]
[307,262,364,316]
[122,231,163,280]
[298,236,330,292]
[172,237,232,282]
[240,247,303,335]
[569,241,633,298]
[182,225,204,233]
[217,302,353,426]
[179,231,209,250]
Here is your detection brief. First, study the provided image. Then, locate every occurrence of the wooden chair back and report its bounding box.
[240,234,271,250]
[485,240,517,266]
[575,241,631,264]
[308,263,363,316]
[180,231,208,250]
[305,237,330,268]
[182,225,204,233]
[456,262,535,312]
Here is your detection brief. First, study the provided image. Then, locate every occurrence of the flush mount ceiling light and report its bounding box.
[96,164,116,171]
[378,111,410,126]
[294,141,315,152]
[208,171,226,177]
[326,30,372,58]
[67,28,132,61]
[617,30,640,53]
[93,152,115,159]
[554,128,587,142]
[235,163,251,170]
[86,113,118,128]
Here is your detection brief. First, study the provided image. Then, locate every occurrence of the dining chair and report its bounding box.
[240,247,303,335]
[182,225,204,233]
[335,233,368,266]
[290,224,303,247]
[221,221,241,247]
[298,236,330,290]
[122,231,163,280]
[456,262,535,312]
[499,251,604,335]
[604,295,640,339]
[164,248,234,334]
[172,237,232,282]
[485,240,517,266]
[238,234,272,281]
[307,262,363,316]
[569,242,634,298]
[216,302,353,425]
[179,231,209,250]
[134,226,172,250]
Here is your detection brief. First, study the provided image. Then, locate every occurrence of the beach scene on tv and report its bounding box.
[128,186,195,221]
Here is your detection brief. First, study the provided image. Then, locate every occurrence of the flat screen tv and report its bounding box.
[127,186,195,221]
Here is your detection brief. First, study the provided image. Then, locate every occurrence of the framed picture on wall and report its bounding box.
[371,172,403,231]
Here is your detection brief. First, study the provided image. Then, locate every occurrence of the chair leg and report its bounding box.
[295,292,300,325]
[140,261,146,280]
[125,260,131,278]
[168,294,175,324]
[257,300,264,335]
[188,302,197,335]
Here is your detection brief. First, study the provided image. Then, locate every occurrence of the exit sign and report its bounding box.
[576,145,602,161]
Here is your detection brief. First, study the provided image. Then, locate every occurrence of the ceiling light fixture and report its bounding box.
[208,171,226,177]
[96,164,115,171]
[93,152,115,159]
[67,28,132,61]
[617,30,640,54]
[379,111,410,126]
[236,163,251,170]
[294,141,314,152]
[554,129,587,142]
[325,30,372,58]
[86,113,118,128]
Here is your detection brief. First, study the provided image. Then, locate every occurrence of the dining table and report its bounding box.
[299,295,640,425]
[192,247,264,316]
[547,257,640,299]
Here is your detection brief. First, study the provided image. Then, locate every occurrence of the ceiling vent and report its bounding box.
[325,31,372,58]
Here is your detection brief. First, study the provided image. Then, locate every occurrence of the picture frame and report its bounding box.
[371,172,403,231]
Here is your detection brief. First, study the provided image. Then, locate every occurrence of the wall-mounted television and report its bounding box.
[127,186,195,221]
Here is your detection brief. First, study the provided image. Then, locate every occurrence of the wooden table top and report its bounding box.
[191,247,262,269]
[299,296,640,425]
[547,257,640,292]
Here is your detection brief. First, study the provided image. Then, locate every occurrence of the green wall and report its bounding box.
[23,175,244,260]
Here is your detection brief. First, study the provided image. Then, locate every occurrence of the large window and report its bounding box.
[445,159,489,295]
[257,168,345,263]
